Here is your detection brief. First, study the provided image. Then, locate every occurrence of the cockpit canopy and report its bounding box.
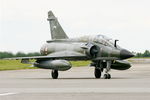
[78,34,121,48]
[94,34,114,46]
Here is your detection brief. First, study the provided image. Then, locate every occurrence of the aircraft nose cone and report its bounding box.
[120,49,134,59]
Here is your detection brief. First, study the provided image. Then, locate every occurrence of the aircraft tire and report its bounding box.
[107,74,111,79]
[94,68,101,78]
[104,74,111,79]
[51,70,58,79]
[104,74,107,79]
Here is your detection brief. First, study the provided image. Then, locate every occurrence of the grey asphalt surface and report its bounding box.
[0,63,150,100]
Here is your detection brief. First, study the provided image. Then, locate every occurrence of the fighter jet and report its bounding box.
[5,11,134,79]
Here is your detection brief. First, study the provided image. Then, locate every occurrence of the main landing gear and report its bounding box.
[93,61,112,79]
[51,70,58,79]
[94,68,101,78]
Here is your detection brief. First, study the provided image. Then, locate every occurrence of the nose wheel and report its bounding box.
[104,73,111,79]
[103,61,112,79]
[51,70,58,79]
[93,60,112,79]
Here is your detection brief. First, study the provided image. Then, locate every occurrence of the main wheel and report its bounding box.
[94,68,101,78]
[51,70,58,79]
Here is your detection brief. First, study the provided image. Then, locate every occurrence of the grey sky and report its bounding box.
[0,0,150,53]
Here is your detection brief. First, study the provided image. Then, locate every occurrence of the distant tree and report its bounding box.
[135,50,150,57]
[15,52,26,57]
[27,52,41,56]
[0,52,14,58]
[143,50,150,57]
[136,53,142,57]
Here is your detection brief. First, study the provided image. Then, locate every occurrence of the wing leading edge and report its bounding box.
[4,55,87,61]
[3,51,88,61]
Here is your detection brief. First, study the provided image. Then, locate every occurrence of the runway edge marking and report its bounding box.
[0,92,18,96]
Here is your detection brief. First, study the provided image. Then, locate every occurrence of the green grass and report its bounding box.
[132,57,150,59]
[1,57,150,71]
[71,61,91,67]
[0,60,36,71]
[0,60,91,71]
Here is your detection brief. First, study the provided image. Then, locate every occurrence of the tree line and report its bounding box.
[0,50,150,59]
[134,50,150,57]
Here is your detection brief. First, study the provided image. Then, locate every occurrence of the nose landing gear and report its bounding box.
[103,61,111,79]
[93,60,112,79]
[104,73,111,79]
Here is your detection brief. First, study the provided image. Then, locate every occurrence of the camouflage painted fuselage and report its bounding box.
[41,35,123,60]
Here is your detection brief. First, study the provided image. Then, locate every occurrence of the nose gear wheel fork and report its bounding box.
[103,61,111,79]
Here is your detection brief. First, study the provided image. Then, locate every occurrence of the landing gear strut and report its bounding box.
[92,60,112,79]
[92,61,102,78]
[94,68,101,78]
[103,61,111,79]
[51,70,58,79]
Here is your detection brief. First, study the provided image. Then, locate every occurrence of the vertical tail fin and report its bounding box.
[47,11,68,39]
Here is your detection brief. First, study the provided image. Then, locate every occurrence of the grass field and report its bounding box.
[0,60,36,71]
[0,60,91,71]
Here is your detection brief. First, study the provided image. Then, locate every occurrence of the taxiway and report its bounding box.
[0,63,150,100]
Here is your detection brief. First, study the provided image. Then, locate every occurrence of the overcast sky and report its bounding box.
[0,0,150,53]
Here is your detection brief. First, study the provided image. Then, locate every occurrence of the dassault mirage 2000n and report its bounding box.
[5,11,134,79]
